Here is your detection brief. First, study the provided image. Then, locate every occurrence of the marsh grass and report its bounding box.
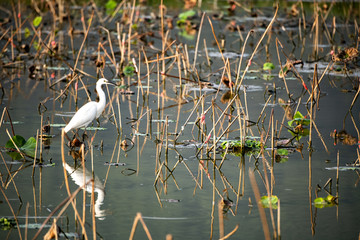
[0,0,360,239]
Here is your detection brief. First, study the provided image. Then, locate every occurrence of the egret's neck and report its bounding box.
[96,83,106,118]
[96,83,106,105]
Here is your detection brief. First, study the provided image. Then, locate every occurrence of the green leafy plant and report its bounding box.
[105,0,117,15]
[221,138,264,156]
[33,16,42,27]
[263,62,275,71]
[287,111,310,140]
[24,27,31,39]
[0,217,16,230]
[275,148,289,163]
[123,65,135,77]
[314,194,337,208]
[259,195,278,209]
[5,135,37,160]
[177,9,196,26]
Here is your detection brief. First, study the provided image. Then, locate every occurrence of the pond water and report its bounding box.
[0,1,360,239]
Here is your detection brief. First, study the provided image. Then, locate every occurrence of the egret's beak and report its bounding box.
[106,81,116,86]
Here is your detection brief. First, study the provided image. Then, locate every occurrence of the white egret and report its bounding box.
[64,78,114,133]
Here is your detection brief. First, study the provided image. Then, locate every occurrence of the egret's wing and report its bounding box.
[64,101,97,132]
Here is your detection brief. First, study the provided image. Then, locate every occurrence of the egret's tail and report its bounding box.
[64,125,71,133]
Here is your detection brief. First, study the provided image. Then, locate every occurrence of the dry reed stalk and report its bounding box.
[308,151,315,236]
[0,185,22,239]
[6,129,26,160]
[25,202,29,240]
[261,147,277,239]
[90,146,96,240]
[192,12,206,69]
[61,129,88,240]
[108,0,126,23]
[127,0,136,62]
[210,162,216,240]
[1,19,27,56]
[81,144,86,230]
[0,152,21,203]
[234,30,253,90]
[308,65,317,147]
[336,151,340,186]
[310,3,319,59]
[203,39,211,67]
[257,95,272,124]
[32,129,39,177]
[235,157,245,214]
[73,11,94,78]
[175,94,205,141]
[206,116,239,155]
[238,5,279,89]
[135,56,142,113]
[271,109,275,163]
[277,199,281,239]
[196,95,238,155]
[98,42,117,68]
[218,200,224,238]
[103,137,121,186]
[141,47,151,104]
[39,115,43,163]
[129,213,153,240]
[39,167,43,211]
[105,84,119,135]
[219,225,239,240]
[319,12,333,45]
[117,23,125,69]
[248,168,271,240]
[176,48,183,100]
[182,160,202,188]
[275,38,290,98]
[0,107,15,135]
[116,96,122,133]
[349,83,360,111]
[306,61,331,104]
[31,177,37,221]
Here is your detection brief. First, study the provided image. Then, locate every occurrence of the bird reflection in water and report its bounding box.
[64,162,106,220]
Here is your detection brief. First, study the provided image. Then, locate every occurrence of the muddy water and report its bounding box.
[0,1,360,239]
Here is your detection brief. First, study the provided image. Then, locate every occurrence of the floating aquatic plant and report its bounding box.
[5,135,37,160]
[0,217,16,230]
[123,65,135,77]
[314,194,338,208]
[221,138,264,156]
[259,195,278,209]
[177,9,196,26]
[275,149,289,163]
[287,111,310,140]
[263,62,275,71]
[105,0,117,15]
[33,16,42,27]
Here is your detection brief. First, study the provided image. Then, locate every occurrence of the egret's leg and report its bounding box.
[82,128,88,143]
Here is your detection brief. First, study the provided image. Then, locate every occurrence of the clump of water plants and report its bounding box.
[0,217,16,230]
[314,194,338,208]
[221,138,264,156]
[287,111,310,140]
[275,149,289,163]
[259,195,279,209]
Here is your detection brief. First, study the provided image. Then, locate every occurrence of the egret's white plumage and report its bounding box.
[64,78,112,133]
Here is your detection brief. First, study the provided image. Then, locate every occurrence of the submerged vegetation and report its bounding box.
[0,0,360,239]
